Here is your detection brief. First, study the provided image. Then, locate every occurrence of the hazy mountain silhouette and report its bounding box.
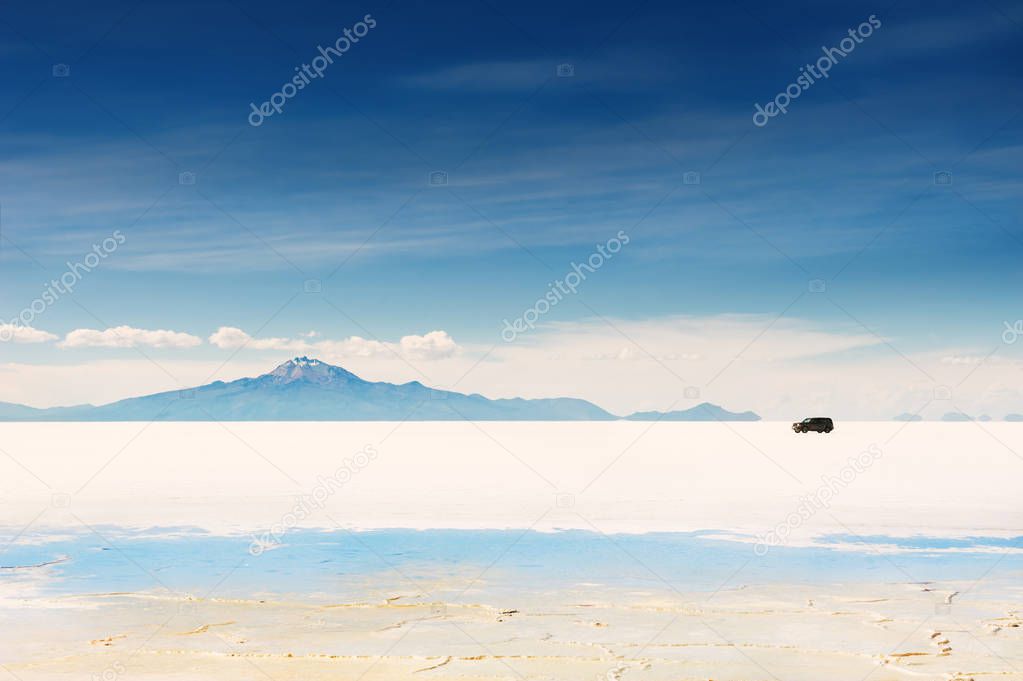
[0,357,767,422]
[625,402,760,422]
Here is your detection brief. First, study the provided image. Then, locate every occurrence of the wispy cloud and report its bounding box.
[866,10,1020,61]
[401,51,675,92]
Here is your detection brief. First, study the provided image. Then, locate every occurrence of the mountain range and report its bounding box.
[625,403,760,422]
[893,412,1021,422]
[0,357,761,422]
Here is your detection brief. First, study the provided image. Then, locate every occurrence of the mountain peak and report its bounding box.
[266,356,361,386]
[287,356,323,368]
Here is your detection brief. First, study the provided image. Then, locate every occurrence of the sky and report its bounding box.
[0,0,1021,419]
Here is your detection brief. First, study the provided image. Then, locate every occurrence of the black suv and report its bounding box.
[792,417,834,433]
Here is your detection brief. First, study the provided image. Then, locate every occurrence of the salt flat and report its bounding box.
[1,422,1021,680]
[0,421,1019,542]
[4,575,1022,681]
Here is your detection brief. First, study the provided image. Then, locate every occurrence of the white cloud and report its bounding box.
[207,326,251,349]
[0,324,58,344]
[208,327,460,361]
[316,336,390,358]
[60,326,203,349]
[208,327,305,352]
[398,330,459,360]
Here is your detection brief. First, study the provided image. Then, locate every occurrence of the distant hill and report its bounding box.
[625,402,760,422]
[0,402,48,419]
[896,412,1014,422]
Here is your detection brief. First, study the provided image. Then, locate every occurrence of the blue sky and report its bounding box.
[0,0,1021,417]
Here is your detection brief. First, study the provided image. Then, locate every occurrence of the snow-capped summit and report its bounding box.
[266,356,362,386]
